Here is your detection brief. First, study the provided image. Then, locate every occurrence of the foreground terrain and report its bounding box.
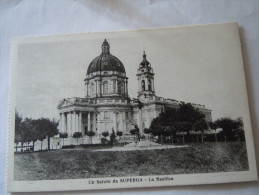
[14,142,248,180]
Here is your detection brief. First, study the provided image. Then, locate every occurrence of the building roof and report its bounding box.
[87,39,126,74]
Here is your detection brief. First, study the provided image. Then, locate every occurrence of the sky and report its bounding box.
[14,23,250,122]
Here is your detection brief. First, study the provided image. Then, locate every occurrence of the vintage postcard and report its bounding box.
[7,23,257,192]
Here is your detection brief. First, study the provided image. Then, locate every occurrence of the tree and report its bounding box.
[86,131,95,144]
[193,119,208,142]
[15,116,39,152]
[233,118,244,141]
[149,123,165,144]
[116,131,123,139]
[209,121,218,142]
[130,128,137,142]
[102,131,109,139]
[73,132,82,145]
[60,132,68,146]
[215,117,237,142]
[164,126,176,144]
[35,118,59,150]
[130,129,137,135]
[23,118,39,151]
[143,128,150,141]
[149,103,206,144]
[38,134,46,151]
[177,122,191,144]
[193,121,200,142]
[14,113,58,151]
[143,128,150,135]
[149,118,163,136]
[110,129,117,145]
[177,103,205,135]
[15,111,23,152]
[130,124,140,142]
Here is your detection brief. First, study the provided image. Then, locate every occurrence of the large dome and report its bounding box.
[87,39,126,74]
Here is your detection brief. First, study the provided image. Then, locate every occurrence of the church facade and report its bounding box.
[58,39,212,137]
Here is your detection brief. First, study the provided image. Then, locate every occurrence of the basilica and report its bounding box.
[57,39,212,138]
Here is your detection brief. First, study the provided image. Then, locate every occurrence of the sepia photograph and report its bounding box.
[7,23,257,192]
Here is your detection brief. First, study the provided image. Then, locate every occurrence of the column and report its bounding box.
[71,112,73,134]
[86,83,89,97]
[123,112,127,132]
[61,113,65,133]
[125,81,128,96]
[120,112,124,132]
[64,113,67,133]
[122,81,125,94]
[73,111,76,133]
[113,80,116,93]
[79,112,82,134]
[152,79,155,92]
[100,81,103,95]
[146,110,149,129]
[70,112,72,136]
[93,112,96,132]
[59,113,62,132]
[115,80,118,94]
[95,80,98,96]
[113,112,117,133]
[76,112,79,132]
[99,80,102,95]
[87,112,91,132]
[138,110,143,136]
[97,112,100,135]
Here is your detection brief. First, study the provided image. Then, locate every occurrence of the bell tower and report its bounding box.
[136,51,155,101]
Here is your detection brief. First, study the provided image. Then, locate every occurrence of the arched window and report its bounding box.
[103,81,108,94]
[148,79,152,91]
[141,80,145,91]
[90,83,95,96]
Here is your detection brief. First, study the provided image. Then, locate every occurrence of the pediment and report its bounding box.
[58,99,74,108]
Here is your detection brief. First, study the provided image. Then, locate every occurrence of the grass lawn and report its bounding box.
[14,142,248,181]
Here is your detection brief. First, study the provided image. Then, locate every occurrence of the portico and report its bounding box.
[58,105,135,137]
[59,110,99,136]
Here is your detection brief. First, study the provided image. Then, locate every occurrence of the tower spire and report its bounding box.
[140,51,150,67]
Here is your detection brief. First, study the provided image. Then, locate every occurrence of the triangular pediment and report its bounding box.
[57,99,74,108]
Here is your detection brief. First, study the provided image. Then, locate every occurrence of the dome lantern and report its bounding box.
[102,39,110,54]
